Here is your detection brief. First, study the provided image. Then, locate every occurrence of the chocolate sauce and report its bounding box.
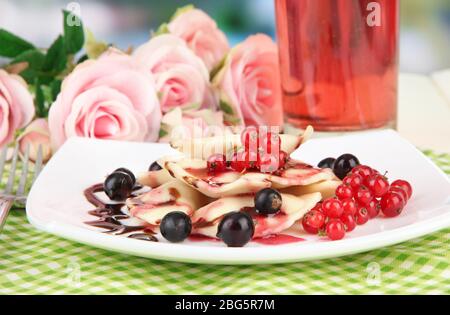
[84,183,157,241]
[128,233,158,242]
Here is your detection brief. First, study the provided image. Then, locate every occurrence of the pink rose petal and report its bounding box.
[48,49,161,150]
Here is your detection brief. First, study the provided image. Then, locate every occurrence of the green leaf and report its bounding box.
[210,55,227,81]
[219,99,234,115]
[181,102,201,111]
[63,10,85,54]
[0,29,35,58]
[170,4,195,21]
[159,128,169,138]
[10,49,45,83]
[77,54,89,64]
[42,35,67,73]
[12,49,45,68]
[41,85,53,104]
[34,78,46,118]
[84,29,108,59]
[153,23,170,37]
[219,97,242,125]
[50,79,62,101]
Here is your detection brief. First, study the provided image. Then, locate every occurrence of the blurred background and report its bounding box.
[0,0,449,73]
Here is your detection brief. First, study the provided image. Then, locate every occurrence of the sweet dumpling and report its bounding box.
[170,126,313,160]
[127,180,211,229]
[164,158,334,198]
[192,192,322,238]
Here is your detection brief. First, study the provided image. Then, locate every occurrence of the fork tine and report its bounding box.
[0,146,8,185]
[17,144,30,196]
[5,144,20,194]
[32,145,44,184]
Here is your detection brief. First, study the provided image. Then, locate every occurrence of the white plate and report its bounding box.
[26,130,450,264]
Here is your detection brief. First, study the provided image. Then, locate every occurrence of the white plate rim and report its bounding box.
[27,209,450,264]
[26,132,450,265]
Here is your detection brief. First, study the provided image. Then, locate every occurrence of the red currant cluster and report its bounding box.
[207,127,289,173]
[302,164,413,241]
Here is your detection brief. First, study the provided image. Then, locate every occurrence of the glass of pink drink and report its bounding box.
[275,0,399,131]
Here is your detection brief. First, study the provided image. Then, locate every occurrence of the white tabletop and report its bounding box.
[398,70,450,154]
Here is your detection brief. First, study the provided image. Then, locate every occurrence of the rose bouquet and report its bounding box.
[0,5,282,162]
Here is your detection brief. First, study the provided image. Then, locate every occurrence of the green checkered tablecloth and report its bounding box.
[0,151,449,294]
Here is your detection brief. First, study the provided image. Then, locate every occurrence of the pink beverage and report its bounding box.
[275,0,399,131]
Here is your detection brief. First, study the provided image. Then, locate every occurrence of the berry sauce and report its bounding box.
[188,234,305,245]
[188,235,220,242]
[253,234,305,245]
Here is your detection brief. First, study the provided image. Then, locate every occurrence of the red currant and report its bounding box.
[230,152,246,172]
[355,186,373,206]
[326,219,346,241]
[342,173,363,191]
[302,217,319,234]
[341,198,357,216]
[340,213,356,232]
[259,154,279,173]
[259,131,281,155]
[303,210,326,230]
[380,191,404,218]
[241,150,259,170]
[241,126,259,152]
[278,150,289,169]
[207,154,227,173]
[269,132,281,152]
[322,198,344,218]
[391,180,412,200]
[366,199,380,219]
[355,206,369,225]
[309,202,323,215]
[335,184,353,200]
[389,186,408,206]
[365,174,390,198]
[351,165,373,179]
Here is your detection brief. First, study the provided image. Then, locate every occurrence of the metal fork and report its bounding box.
[0,144,43,232]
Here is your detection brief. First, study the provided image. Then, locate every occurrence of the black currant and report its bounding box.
[217,212,254,247]
[318,157,336,169]
[114,168,136,185]
[104,172,134,201]
[254,188,282,215]
[149,161,162,171]
[333,154,360,180]
[160,212,192,243]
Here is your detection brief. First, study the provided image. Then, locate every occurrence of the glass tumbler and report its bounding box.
[275,0,399,131]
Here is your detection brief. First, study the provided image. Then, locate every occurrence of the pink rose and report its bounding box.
[167,7,230,71]
[134,34,215,114]
[159,107,224,143]
[48,49,161,150]
[17,118,52,163]
[213,34,283,127]
[0,70,34,147]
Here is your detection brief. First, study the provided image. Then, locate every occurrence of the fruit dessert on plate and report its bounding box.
[84,126,413,247]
